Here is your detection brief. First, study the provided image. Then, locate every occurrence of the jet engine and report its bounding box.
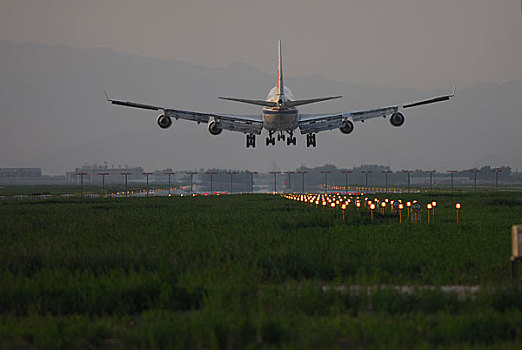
[157,114,172,129]
[339,120,354,134]
[390,112,405,127]
[208,121,223,135]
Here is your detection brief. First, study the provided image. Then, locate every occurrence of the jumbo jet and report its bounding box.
[106,41,455,148]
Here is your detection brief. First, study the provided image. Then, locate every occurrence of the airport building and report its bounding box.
[0,168,42,179]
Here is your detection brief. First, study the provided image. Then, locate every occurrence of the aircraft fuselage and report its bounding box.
[262,106,298,131]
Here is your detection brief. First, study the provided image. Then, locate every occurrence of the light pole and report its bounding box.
[381,170,392,193]
[205,171,217,193]
[361,170,373,192]
[143,172,153,197]
[492,168,502,192]
[98,172,109,196]
[121,172,132,197]
[269,171,281,193]
[341,170,352,194]
[447,170,457,193]
[470,169,480,191]
[297,171,308,193]
[285,171,295,193]
[247,171,257,193]
[76,171,88,195]
[226,171,237,194]
[186,171,198,195]
[320,170,332,194]
[403,170,413,193]
[426,170,436,192]
[164,172,175,195]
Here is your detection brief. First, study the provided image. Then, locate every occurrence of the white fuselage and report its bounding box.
[262,86,299,132]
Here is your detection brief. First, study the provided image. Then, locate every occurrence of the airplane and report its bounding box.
[106,40,455,148]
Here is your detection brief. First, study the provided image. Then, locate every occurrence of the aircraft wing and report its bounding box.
[106,93,264,135]
[298,106,396,134]
[298,87,455,134]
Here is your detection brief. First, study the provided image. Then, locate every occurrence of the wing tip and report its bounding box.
[451,85,457,97]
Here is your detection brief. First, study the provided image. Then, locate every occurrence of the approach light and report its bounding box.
[369,203,376,223]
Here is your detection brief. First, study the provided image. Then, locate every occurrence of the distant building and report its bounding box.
[0,168,42,178]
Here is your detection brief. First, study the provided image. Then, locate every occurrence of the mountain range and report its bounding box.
[1,40,521,174]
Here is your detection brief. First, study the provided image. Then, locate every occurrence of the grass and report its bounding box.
[0,192,522,348]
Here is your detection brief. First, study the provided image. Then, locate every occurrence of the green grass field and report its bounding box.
[1,192,522,349]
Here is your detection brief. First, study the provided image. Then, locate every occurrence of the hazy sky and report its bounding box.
[1,0,521,90]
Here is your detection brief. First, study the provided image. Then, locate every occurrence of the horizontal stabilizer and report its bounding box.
[219,97,277,108]
[285,96,342,108]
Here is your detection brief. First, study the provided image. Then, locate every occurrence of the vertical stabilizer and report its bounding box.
[277,40,284,96]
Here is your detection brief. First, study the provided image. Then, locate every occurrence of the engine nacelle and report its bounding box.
[390,112,405,127]
[157,114,172,129]
[208,121,223,136]
[339,120,354,134]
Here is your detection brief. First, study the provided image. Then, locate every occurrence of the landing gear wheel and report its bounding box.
[246,134,256,148]
[265,136,275,146]
[306,133,317,147]
[286,136,297,146]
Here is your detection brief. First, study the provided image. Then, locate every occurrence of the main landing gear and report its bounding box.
[266,131,276,146]
[306,133,317,147]
[266,131,297,146]
[246,134,256,148]
[286,132,297,146]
